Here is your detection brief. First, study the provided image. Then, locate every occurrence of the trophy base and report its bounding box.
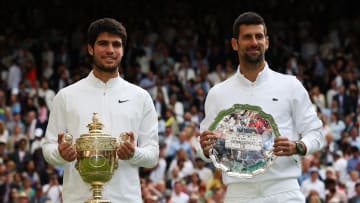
[85,200,111,203]
[84,181,110,203]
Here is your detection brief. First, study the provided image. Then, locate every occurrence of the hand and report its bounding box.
[58,133,77,162]
[273,136,296,156]
[117,131,135,160]
[199,130,216,158]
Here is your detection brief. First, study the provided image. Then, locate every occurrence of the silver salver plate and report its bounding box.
[209,104,280,178]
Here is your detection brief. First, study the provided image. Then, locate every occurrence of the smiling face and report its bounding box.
[88,32,124,74]
[231,24,269,66]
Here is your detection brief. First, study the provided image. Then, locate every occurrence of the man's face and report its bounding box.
[88,32,124,73]
[231,24,269,64]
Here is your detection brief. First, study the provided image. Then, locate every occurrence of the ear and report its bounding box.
[231,38,238,51]
[88,44,94,56]
[265,36,269,50]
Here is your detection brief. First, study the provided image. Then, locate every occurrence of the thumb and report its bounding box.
[127,132,135,144]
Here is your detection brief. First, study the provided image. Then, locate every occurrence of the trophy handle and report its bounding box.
[119,132,130,143]
[62,133,73,144]
[61,133,79,167]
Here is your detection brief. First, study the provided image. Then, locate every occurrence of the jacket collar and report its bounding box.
[86,71,123,88]
[235,62,270,86]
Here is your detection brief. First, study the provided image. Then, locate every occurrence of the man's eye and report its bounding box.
[256,34,264,39]
[113,42,122,47]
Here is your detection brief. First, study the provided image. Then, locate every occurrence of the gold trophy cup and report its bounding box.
[63,113,125,203]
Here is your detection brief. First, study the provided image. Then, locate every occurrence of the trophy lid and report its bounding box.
[80,113,111,137]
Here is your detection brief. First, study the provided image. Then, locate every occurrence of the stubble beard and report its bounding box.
[243,48,264,65]
[93,57,119,74]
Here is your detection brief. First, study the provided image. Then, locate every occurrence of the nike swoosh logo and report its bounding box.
[118,99,129,103]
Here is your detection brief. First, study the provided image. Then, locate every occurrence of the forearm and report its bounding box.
[42,140,68,166]
[127,97,159,168]
[301,130,325,155]
[128,144,159,168]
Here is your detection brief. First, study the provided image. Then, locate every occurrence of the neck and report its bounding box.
[92,66,119,83]
[239,61,265,82]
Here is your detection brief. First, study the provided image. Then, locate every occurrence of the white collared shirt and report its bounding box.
[42,71,159,203]
[199,63,324,184]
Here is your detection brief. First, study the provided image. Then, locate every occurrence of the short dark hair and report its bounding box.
[87,18,127,47]
[351,146,359,153]
[232,11,267,38]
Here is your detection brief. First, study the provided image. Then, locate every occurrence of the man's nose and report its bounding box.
[106,44,114,53]
[249,36,258,44]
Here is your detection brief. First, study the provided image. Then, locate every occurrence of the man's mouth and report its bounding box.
[103,56,116,62]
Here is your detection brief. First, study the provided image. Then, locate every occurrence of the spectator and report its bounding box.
[10,138,32,172]
[29,184,51,203]
[333,150,349,184]
[193,157,213,183]
[346,169,360,199]
[329,112,345,142]
[30,128,44,155]
[170,180,189,203]
[301,167,326,200]
[306,190,323,203]
[42,173,62,203]
[324,178,347,203]
[167,148,194,183]
[7,58,22,93]
[349,182,360,203]
[346,146,360,173]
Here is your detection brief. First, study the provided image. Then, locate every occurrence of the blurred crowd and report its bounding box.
[0,0,360,203]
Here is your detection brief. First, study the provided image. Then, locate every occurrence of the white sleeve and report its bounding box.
[196,89,217,162]
[127,92,159,168]
[42,90,68,166]
[291,79,325,155]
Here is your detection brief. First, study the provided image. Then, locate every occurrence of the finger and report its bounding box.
[124,141,135,152]
[201,130,213,137]
[275,142,290,148]
[117,145,129,159]
[200,131,215,142]
[273,137,289,148]
[63,150,77,161]
[200,131,212,140]
[58,133,65,144]
[201,139,214,149]
[120,143,133,155]
[60,146,77,161]
[58,142,72,151]
[275,150,291,156]
[274,136,288,143]
[204,145,213,153]
[127,132,135,144]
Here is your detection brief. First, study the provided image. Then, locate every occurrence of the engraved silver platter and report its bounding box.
[209,104,280,178]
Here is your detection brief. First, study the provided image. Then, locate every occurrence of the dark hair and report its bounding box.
[351,146,359,153]
[232,11,267,38]
[87,18,127,47]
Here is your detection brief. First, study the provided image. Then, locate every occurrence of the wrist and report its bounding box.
[295,141,307,156]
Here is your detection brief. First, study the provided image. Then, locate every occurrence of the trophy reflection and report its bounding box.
[63,113,121,203]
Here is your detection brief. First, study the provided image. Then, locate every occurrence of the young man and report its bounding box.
[42,18,159,203]
[198,12,325,202]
